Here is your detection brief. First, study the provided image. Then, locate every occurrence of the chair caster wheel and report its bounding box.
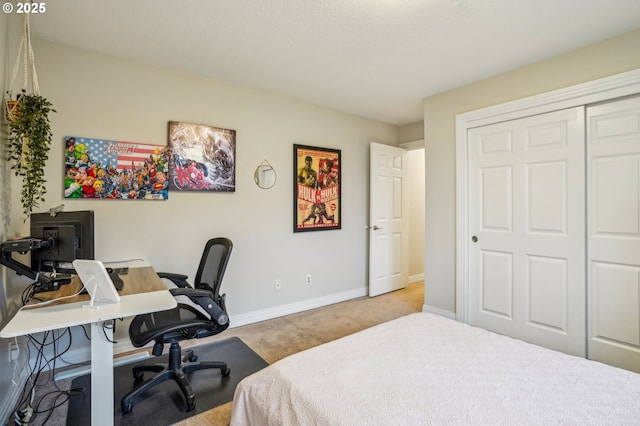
[186,401,196,412]
[122,402,133,414]
[183,350,197,363]
[133,371,144,380]
[222,367,231,377]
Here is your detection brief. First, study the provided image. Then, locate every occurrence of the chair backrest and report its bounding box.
[194,237,233,295]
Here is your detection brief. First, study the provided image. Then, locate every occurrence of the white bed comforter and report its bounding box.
[230,313,640,425]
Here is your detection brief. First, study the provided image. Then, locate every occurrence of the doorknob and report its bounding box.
[373,225,382,231]
[472,236,478,242]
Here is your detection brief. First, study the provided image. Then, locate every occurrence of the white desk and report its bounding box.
[0,261,177,426]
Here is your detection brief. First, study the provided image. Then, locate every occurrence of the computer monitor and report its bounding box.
[30,210,95,273]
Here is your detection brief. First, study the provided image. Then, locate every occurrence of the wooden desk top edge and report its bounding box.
[23,265,167,308]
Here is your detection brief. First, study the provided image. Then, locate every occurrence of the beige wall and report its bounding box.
[1,33,400,328]
[423,29,640,314]
[399,121,424,143]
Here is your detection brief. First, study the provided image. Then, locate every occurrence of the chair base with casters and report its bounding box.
[121,340,231,414]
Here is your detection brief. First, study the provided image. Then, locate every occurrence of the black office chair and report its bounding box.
[121,237,233,414]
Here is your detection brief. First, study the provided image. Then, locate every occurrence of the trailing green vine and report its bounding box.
[8,92,56,219]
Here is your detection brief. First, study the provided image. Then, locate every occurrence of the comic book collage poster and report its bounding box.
[64,136,170,200]
[294,144,341,232]
[168,121,236,192]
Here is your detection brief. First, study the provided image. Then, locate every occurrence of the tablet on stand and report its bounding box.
[72,259,121,308]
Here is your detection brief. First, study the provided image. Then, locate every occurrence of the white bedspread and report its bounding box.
[230,313,640,425]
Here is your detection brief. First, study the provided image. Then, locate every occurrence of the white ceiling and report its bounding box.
[29,0,640,126]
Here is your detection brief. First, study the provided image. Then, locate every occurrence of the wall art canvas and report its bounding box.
[168,121,236,192]
[293,144,341,232]
[64,136,170,200]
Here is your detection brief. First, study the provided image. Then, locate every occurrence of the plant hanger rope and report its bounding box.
[7,13,40,171]
[9,13,41,97]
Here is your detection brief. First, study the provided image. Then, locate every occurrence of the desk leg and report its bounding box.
[91,321,114,426]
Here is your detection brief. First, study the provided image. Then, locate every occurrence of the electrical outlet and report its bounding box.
[305,274,312,285]
[9,341,19,362]
[274,279,282,291]
[20,406,33,423]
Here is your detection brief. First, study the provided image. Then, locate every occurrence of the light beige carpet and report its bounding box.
[28,282,424,426]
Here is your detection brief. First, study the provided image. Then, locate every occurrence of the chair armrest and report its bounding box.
[170,288,229,326]
[157,272,191,288]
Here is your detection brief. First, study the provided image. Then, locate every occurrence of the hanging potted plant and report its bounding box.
[8,91,55,218]
[5,14,56,219]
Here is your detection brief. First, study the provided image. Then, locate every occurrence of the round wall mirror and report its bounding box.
[254,161,277,189]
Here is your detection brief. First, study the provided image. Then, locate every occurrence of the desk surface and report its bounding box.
[29,261,167,305]
[0,262,177,338]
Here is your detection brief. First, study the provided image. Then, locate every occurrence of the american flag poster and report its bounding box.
[64,136,170,199]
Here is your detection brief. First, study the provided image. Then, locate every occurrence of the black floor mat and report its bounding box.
[66,337,268,425]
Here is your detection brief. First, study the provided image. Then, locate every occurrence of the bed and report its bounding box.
[230,313,640,425]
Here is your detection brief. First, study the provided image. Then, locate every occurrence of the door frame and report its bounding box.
[455,68,640,323]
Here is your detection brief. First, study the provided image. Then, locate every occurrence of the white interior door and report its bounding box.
[369,142,408,297]
[468,107,586,356]
[587,95,640,373]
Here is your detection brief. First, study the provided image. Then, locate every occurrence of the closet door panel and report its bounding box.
[588,95,640,373]
[592,262,640,346]
[527,161,567,234]
[468,107,585,356]
[527,255,567,331]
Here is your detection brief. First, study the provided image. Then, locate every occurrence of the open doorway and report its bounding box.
[403,144,425,287]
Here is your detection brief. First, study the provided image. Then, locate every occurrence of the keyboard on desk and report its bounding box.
[47,272,74,283]
[32,266,129,294]
[34,272,73,293]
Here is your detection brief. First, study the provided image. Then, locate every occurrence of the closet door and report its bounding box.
[468,107,586,356]
[587,96,640,373]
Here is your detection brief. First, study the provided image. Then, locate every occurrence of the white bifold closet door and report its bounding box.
[587,96,640,373]
[467,107,586,357]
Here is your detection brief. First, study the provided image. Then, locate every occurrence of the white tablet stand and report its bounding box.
[72,259,121,308]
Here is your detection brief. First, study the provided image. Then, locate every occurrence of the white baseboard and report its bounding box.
[408,273,424,284]
[230,287,367,328]
[54,351,150,381]
[422,304,456,320]
[51,324,143,366]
